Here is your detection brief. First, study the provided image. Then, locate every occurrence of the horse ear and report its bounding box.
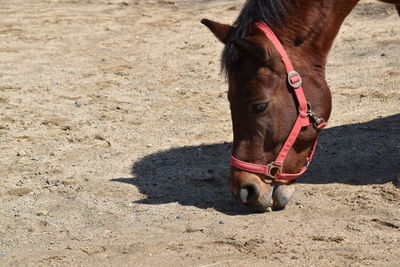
[201,19,233,44]
[230,38,268,62]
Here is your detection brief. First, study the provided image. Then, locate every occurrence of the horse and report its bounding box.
[201,0,399,212]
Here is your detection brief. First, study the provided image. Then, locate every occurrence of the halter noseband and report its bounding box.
[230,22,328,182]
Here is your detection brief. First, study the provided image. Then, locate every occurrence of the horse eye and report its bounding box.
[254,103,268,112]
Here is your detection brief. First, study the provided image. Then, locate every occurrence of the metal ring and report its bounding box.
[267,162,283,179]
[288,71,302,88]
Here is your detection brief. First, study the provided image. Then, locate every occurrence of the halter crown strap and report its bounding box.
[254,22,308,114]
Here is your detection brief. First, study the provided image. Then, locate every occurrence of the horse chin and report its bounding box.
[272,183,296,210]
[250,183,296,212]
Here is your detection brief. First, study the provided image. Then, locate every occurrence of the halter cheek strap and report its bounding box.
[230,22,328,182]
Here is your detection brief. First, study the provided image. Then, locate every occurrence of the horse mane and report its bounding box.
[222,0,289,74]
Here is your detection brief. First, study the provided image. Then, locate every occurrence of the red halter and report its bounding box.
[230,22,328,182]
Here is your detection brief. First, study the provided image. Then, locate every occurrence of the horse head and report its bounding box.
[201,0,398,212]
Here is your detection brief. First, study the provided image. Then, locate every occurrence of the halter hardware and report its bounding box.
[308,110,325,128]
[306,103,327,129]
[288,71,302,88]
[266,162,283,179]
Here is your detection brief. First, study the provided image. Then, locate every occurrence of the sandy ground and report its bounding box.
[0,0,399,266]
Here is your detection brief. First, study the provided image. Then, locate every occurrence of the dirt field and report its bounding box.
[0,0,399,266]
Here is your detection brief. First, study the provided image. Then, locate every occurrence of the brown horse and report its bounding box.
[201,0,399,212]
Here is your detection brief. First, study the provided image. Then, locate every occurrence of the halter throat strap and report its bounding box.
[230,22,327,182]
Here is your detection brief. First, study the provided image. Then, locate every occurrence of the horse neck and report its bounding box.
[274,0,359,68]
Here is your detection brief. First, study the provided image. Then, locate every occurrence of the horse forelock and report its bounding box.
[222,0,289,75]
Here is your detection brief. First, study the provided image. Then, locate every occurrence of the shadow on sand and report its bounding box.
[112,114,400,214]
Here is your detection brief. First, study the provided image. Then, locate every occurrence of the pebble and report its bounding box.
[176,216,182,219]
[17,150,27,156]
[219,220,226,224]
[74,100,83,107]
[31,157,39,161]
[185,225,205,233]
[40,220,50,227]
[94,134,105,141]
[66,196,78,201]
[295,202,304,208]
[36,211,49,216]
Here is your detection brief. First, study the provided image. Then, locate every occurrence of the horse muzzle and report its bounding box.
[231,170,296,212]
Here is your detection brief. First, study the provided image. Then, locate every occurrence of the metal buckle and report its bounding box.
[267,162,283,179]
[305,102,325,128]
[309,112,325,127]
[288,71,302,88]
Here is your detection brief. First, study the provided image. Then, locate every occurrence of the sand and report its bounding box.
[0,0,399,265]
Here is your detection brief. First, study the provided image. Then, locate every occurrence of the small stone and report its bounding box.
[380,53,386,57]
[74,100,83,107]
[82,246,106,255]
[185,225,204,233]
[62,179,76,186]
[94,134,105,141]
[40,220,50,227]
[17,150,27,156]
[219,220,226,224]
[67,137,75,143]
[291,256,299,260]
[185,225,197,233]
[176,216,182,219]
[266,207,272,212]
[31,157,39,161]
[36,211,49,216]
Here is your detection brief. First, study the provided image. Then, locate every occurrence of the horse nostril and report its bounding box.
[239,184,260,204]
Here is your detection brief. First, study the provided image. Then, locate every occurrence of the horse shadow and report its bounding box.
[112,114,399,213]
